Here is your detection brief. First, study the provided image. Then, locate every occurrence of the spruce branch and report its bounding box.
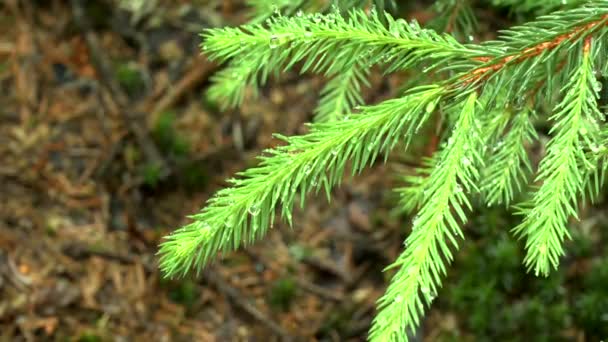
[488,0,589,14]
[158,3,608,341]
[158,85,446,277]
[334,0,397,13]
[481,107,537,206]
[512,37,604,277]
[246,0,307,24]
[395,96,512,214]
[463,7,608,88]
[395,156,437,215]
[582,127,608,202]
[314,60,370,122]
[206,60,255,110]
[203,9,484,108]
[430,0,478,38]
[369,93,481,341]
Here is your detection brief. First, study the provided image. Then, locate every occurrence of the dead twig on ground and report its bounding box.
[143,55,217,123]
[204,268,294,341]
[69,0,170,181]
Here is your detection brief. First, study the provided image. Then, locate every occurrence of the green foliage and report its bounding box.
[428,0,478,39]
[159,1,608,341]
[489,0,588,14]
[204,7,483,114]
[481,107,537,206]
[512,48,604,276]
[370,93,481,341]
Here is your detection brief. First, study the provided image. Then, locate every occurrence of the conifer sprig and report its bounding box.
[315,60,370,122]
[429,0,478,37]
[159,3,608,341]
[395,156,437,215]
[481,108,537,206]
[513,38,604,276]
[159,85,446,277]
[370,93,481,341]
[246,0,307,23]
[489,0,588,14]
[461,6,608,95]
[203,9,484,108]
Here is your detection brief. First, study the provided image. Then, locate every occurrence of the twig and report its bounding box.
[301,255,352,283]
[204,269,293,341]
[243,249,345,302]
[293,277,344,302]
[69,0,169,180]
[143,55,217,121]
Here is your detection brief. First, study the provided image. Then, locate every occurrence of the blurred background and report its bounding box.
[0,0,607,341]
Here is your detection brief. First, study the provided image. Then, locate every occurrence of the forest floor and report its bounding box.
[0,1,419,341]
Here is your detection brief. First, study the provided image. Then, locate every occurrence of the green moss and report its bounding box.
[76,332,102,342]
[268,277,297,311]
[152,111,191,157]
[573,258,608,337]
[178,160,208,191]
[140,162,163,187]
[166,279,199,309]
[115,62,145,98]
[441,208,572,341]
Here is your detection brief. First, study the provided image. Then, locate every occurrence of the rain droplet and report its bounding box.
[579,127,588,135]
[248,204,260,216]
[461,157,471,166]
[269,35,279,49]
[425,100,436,113]
[412,215,420,227]
[394,295,403,303]
[595,80,603,92]
[303,164,312,175]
